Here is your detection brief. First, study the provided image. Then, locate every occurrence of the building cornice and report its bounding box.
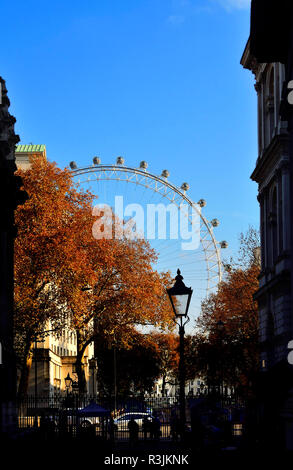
[240,37,263,78]
[250,134,290,183]
[254,269,291,302]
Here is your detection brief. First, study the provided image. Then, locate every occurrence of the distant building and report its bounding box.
[152,376,205,398]
[15,145,97,396]
[15,144,46,170]
[27,324,97,396]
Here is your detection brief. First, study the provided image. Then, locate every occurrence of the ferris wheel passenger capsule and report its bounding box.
[161,170,170,178]
[197,199,206,208]
[181,182,189,191]
[211,219,220,227]
[220,241,228,249]
[69,161,77,169]
[116,156,125,165]
[93,156,101,165]
[140,161,148,169]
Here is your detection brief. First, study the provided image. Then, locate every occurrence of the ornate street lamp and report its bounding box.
[167,269,193,319]
[167,269,193,440]
[65,373,73,395]
[216,319,225,331]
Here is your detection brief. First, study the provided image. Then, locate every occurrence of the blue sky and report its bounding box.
[1,0,257,262]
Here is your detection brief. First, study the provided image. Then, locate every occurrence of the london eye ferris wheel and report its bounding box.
[69,156,227,330]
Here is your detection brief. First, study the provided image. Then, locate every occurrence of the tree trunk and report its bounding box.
[17,343,33,397]
[162,373,166,397]
[76,331,87,394]
[76,353,87,394]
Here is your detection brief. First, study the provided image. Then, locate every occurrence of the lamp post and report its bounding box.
[89,358,97,396]
[216,319,225,396]
[113,345,117,414]
[34,339,38,401]
[34,338,38,428]
[167,269,193,439]
[65,372,73,396]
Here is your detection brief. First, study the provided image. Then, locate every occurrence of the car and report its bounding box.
[114,412,154,431]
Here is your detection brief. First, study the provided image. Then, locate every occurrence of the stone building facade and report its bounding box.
[241,23,293,448]
[241,48,292,370]
[26,325,97,397]
[0,77,28,434]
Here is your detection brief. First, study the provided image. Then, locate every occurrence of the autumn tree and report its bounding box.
[149,332,179,396]
[14,156,95,395]
[53,187,176,392]
[66,219,174,392]
[96,331,179,398]
[15,155,174,395]
[96,331,163,397]
[194,227,260,396]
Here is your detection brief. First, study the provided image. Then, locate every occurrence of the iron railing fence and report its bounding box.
[16,393,246,441]
[17,395,184,440]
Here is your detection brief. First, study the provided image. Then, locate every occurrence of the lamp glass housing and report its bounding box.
[169,292,191,317]
[65,373,72,389]
[167,269,193,318]
[216,320,225,331]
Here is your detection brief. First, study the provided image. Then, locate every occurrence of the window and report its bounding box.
[267,312,274,338]
[271,187,278,264]
[266,312,275,366]
[275,64,281,116]
[233,424,243,437]
[260,196,266,270]
[278,177,283,253]
[257,85,262,153]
